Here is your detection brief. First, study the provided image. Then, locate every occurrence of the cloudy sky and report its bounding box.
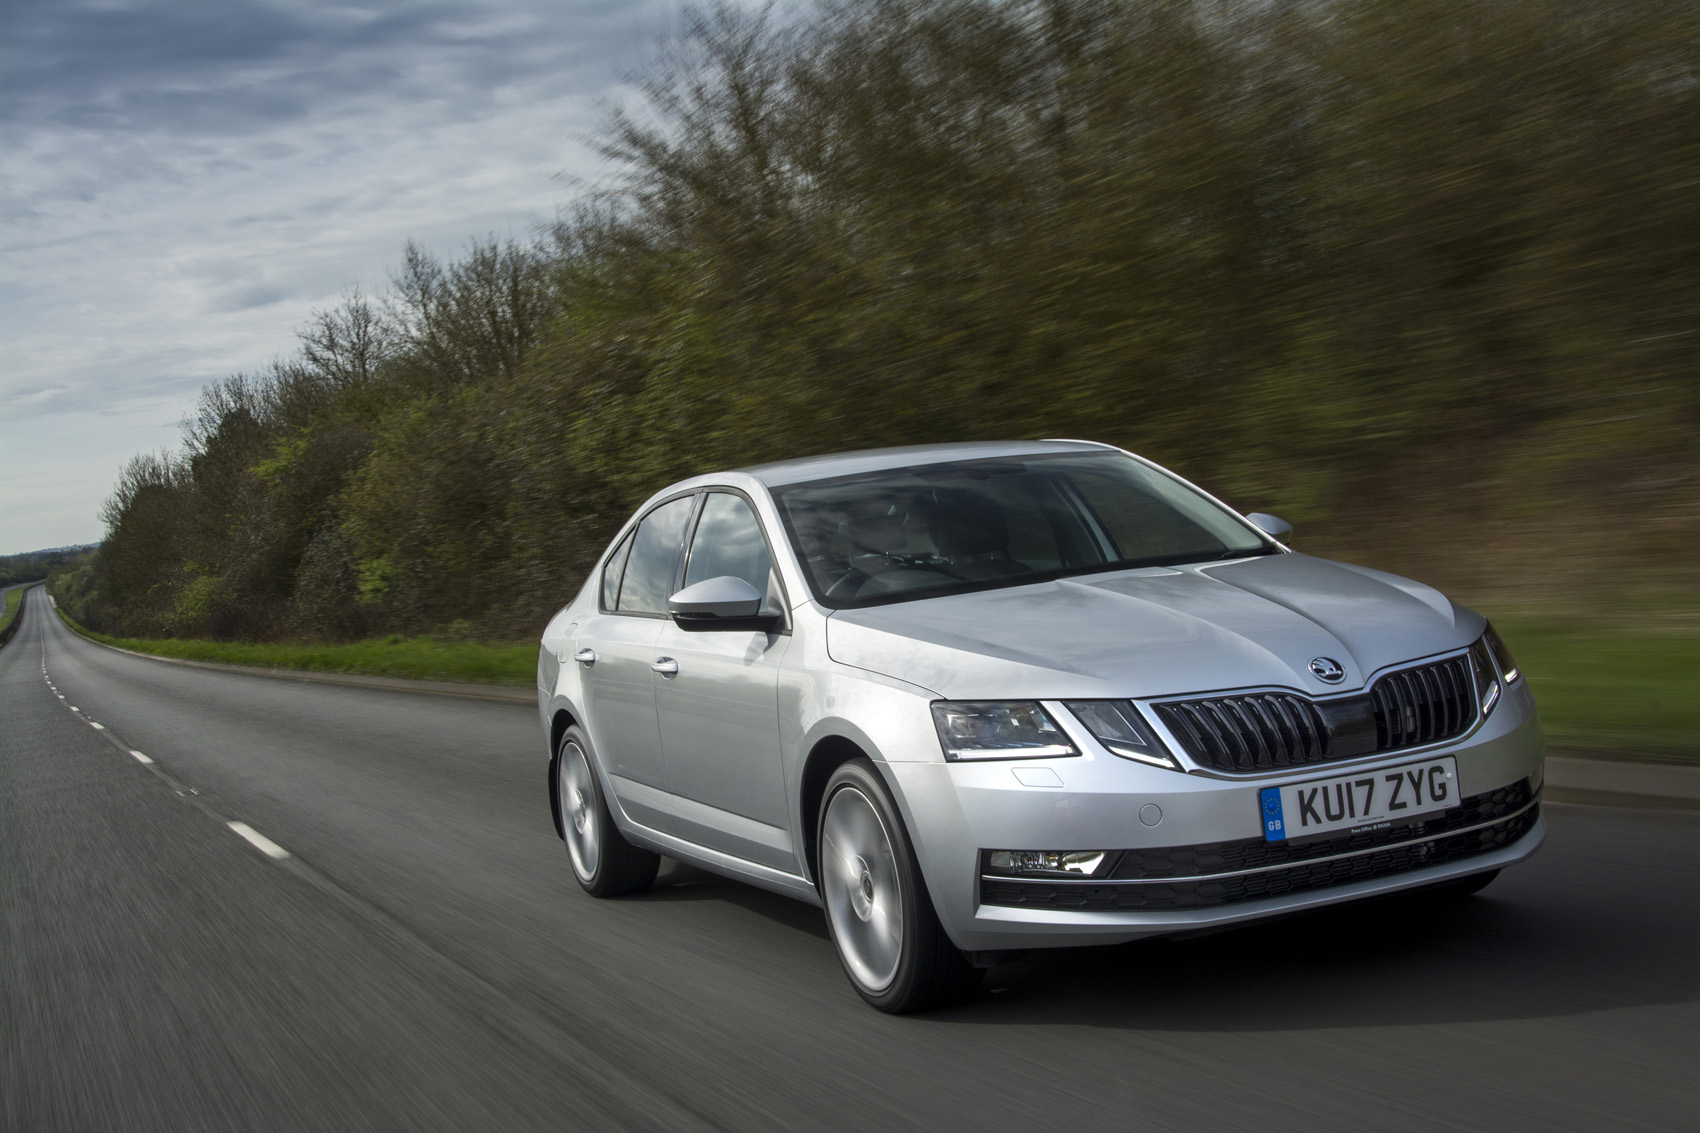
[0,0,698,555]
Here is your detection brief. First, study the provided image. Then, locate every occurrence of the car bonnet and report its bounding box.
[822,553,1482,701]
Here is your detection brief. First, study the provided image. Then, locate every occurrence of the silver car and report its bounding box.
[538,440,1543,1012]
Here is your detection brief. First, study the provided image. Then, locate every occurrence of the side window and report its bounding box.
[599,530,634,611]
[684,493,776,599]
[616,495,697,614]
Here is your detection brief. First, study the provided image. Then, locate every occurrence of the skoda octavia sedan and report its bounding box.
[537,440,1543,1012]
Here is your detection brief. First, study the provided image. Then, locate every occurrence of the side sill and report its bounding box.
[618,818,822,908]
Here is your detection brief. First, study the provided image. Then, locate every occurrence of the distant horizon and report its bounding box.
[3,543,100,560]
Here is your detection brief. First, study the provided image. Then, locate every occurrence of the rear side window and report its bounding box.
[599,530,634,611]
[616,495,697,614]
[684,492,775,599]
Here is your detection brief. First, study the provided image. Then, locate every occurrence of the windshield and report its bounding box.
[775,452,1275,608]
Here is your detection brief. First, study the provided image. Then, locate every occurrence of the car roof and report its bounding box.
[738,439,1117,487]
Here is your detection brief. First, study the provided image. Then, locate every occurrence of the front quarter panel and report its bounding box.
[776,603,942,878]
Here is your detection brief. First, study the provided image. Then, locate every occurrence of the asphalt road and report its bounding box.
[5,588,1697,1131]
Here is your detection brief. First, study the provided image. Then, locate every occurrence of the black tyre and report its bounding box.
[554,727,659,897]
[816,758,978,1013]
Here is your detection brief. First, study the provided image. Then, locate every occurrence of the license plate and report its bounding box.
[1259,756,1459,843]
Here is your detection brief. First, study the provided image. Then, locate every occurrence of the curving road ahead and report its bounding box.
[4,587,1697,1131]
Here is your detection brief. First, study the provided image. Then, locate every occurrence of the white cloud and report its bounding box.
[0,0,684,554]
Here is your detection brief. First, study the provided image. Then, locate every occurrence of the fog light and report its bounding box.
[986,850,1107,876]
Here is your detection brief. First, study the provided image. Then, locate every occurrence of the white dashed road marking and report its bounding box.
[228,822,290,860]
[42,658,292,868]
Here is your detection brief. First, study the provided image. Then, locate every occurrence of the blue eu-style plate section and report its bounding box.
[1260,787,1287,842]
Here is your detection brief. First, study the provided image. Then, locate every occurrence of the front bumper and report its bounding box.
[886,681,1545,952]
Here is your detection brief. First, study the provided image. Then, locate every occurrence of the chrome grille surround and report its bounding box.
[1150,652,1479,774]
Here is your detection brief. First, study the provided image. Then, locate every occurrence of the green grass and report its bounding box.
[57,609,535,687]
[1496,616,1700,761]
[1,586,23,635]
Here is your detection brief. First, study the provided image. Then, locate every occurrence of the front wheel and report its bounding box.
[555,727,659,897]
[817,759,977,1012]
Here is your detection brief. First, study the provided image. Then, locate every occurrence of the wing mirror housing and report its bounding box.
[669,576,784,631]
[1246,512,1293,543]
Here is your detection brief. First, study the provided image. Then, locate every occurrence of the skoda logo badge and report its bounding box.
[1309,656,1346,683]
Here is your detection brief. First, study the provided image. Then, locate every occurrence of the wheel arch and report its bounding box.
[799,733,885,887]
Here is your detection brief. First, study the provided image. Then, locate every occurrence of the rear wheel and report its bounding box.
[555,727,659,897]
[817,758,977,1013]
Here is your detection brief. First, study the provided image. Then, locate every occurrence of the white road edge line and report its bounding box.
[228,822,290,860]
[130,750,154,764]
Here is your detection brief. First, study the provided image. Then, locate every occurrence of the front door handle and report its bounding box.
[650,657,679,677]
[573,648,598,665]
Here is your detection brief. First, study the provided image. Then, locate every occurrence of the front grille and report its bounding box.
[1154,692,1330,769]
[980,783,1539,913]
[1371,654,1475,750]
[1154,654,1478,773]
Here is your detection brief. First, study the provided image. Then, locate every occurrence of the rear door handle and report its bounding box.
[573,648,598,665]
[650,657,679,677]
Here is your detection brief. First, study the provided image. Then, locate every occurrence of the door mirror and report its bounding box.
[1246,512,1293,542]
[669,576,782,629]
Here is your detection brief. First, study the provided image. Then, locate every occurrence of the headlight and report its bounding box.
[930,702,1078,761]
[1064,700,1179,769]
[1469,635,1501,716]
[1484,623,1521,684]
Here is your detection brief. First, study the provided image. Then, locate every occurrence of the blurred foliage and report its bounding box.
[56,0,1700,645]
[1497,616,1700,758]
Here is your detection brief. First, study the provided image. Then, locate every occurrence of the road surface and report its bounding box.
[4,588,1697,1130]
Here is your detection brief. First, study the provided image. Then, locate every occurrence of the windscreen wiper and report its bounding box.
[1208,546,1277,561]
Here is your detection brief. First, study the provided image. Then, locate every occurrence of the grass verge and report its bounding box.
[1495,615,1699,762]
[2,586,23,635]
[57,608,535,687]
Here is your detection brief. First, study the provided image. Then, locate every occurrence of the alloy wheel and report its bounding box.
[820,785,904,992]
[559,740,600,881]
